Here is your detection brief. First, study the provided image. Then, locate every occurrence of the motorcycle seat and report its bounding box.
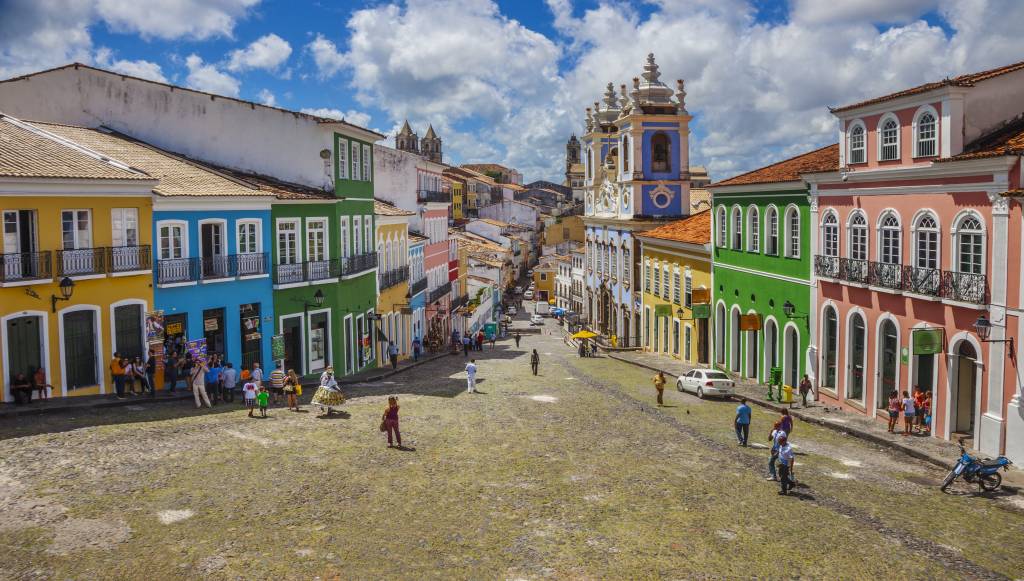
[979,458,1004,467]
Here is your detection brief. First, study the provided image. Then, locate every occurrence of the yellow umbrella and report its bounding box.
[572,330,598,339]
[548,299,556,305]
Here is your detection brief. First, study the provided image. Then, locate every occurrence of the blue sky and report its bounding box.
[2,0,1022,183]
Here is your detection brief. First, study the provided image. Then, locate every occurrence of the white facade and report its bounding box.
[479,200,539,230]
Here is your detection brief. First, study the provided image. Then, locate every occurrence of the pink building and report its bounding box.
[807,60,1024,462]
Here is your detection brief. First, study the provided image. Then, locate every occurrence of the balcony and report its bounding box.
[157,257,199,285]
[450,293,469,311]
[273,258,341,286]
[418,189,450,204]
[57,248,105,277]
[410,277,427,296]
[814,254,987,305]
[201,255,233,280]
[107,245,151,274]
[236,252,269,277]
[379,265,410,290]
[343,251,377,276]
[428,280,453,304]
[1,251,52,284]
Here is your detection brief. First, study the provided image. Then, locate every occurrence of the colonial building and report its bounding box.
[375,200,415,361]
[582,53,693,345]
[638,211,712,364]
[709,145,837,388]
[807,59,1024,461]
[565,134,585,202]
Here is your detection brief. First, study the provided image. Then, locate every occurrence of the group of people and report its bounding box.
[108,351,158,399]
[458,330,493,356]
[734,401,799,495]
[887,388,932,436]
[8,367,51,405]
[577,340,598,358]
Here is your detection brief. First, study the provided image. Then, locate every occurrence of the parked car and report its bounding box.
[530,314,544,325]
[676,369,735,399]
[524,290,534,300]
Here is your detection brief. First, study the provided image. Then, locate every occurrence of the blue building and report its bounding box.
[408,234,428,345]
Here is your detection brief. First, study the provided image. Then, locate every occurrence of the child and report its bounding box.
[382,396,401,448]
[256,386,270,418]
[243,379,259,418]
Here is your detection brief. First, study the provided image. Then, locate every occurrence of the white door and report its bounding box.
[61,210,93,275]
[158,224,187,283]
[111,208,140,271]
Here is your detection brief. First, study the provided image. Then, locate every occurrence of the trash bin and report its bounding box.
[782,385,794,404]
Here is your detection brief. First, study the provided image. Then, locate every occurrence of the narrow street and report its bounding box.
[1,312,1022,579]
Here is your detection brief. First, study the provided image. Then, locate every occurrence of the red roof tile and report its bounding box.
[939,115,1024,162]
[710,144,838,187]
[637,211,710,246]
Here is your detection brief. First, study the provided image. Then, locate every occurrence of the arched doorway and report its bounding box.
[877,319,899,409]
[746,323,758,379]
[784,325,799,387]
[764,319,778,382]
[821,307,838,391]
[952,341,978,436]
[730,308,740,373]
[847,313,866,402]
[715,304,726,365]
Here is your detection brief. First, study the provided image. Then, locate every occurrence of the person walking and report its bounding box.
[514,332,522,348]
[475,331,484,352]
[190,359,212,409]
[412,336,422,362]
[382,396,402,448]
[766,421,786,481]
[652,371,666,406]
[110,353,127,399]
[777,434,796,495]
[311,367,345,416]
[798,374,812,407]
[735,398,752,446]
[284,369,301,411]
[256,386,270,418]
[221,362,238,403]
[144,350,157,398]
[462,335,471,357]
[530,349,540,376]
[165,349,180,394]
[914,388,927,434]
[778,408,793,436]
[921,391,933,436]
[268,362,286,406]
[901,390,916,436]
[206,357,222,404]
[388,341,399,370]
[466,359,478,393]
[886,390,901,433]
[242,378,259,417]
[32,367,50,401]
[250,361,264,389]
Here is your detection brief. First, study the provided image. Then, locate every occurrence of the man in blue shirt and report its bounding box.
[734,398,752,446]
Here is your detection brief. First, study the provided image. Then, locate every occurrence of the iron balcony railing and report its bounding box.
[379,265,409,290]
[201,255,234,280]
[450,293,469,311]
[1,251,52,283]
[417,189,450,203]
[343,251,378,276]
[428,280,453,304]
[273,258,341,285]
[410,277,427,296]
[236,252,269,277]
[274,261,305,285]
[57,247,105,277]
[815,254,987,305]
[107,245,151,273]
[156,257,200,285]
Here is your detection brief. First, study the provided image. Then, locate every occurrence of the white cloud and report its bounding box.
[94,48,167,82]
[184,54,240,97]
[306,34,347,79]
[94,0,260,40]
[791,0,937,25]
[257,88,276,106]
[299,107,372,128]
[227,33,292,72]
[0,0,94,78]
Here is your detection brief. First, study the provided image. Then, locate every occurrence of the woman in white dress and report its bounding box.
[311,366,344,416]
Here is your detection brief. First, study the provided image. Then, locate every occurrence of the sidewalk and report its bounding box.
[607,349,1024,487]
[0,352,451,419]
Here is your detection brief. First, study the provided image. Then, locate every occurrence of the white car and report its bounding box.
[676,369,735,399]
[530,314,544,325]
[524,290,534,300]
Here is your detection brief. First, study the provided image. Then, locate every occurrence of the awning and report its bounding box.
[572,330,598,339]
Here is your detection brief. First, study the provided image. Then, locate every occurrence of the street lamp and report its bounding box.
[974,315,1015,358]
[783,300,807,320]
[297,288,325,317]
[50,276,75,312]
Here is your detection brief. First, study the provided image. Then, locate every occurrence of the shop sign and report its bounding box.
[901,346,909,365]
[692,304,711,320]
[204,318,219,332]
[271,334,285,361]
[187,338,207,365]
[654,304,672,318]
[145,310,164,344]
[913,328,944,355]
[692,288,710,304]
[166,322,184,336]
[740,313,762,331]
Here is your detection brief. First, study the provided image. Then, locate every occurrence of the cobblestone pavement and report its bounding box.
[1,318,1023,579]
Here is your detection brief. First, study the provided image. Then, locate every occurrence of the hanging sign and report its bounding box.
[692,288,710,304]
[145,310,165,344]
[913,328,944,355]
[692,304,711,320]
[204,318,219,332]
[654,304,673,318]
[901,346,910,365]
[166,322,184,336]
[271,334,286,361]
[740,314,762,331]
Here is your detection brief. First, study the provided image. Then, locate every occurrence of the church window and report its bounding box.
[651,133,671,173]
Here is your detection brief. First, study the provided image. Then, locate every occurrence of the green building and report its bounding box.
[268,130,384,378]
[708,144,837,387]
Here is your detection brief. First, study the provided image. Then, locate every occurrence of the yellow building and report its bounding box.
[637,211,711,364]
[532,256,559,303]
[542,215,585,247]
[375,199,416,361]
[450,178,465,220]
[1,116,156,401]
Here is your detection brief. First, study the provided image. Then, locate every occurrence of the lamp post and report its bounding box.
[974,315,1015,359]
[299,289,325,317]
[50,276,75,312]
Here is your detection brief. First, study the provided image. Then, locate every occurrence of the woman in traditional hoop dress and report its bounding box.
[311,366,344,416]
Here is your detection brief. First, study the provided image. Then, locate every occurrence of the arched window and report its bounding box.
[913,213,938,269]
[848,312,866,402]
[849,212,867,261]
[766,206,779,255]
[784,206,800,258]
[954,214,984,274]
[747,205,760,252]
[717,206,727,248]
[879,115,900,161]
[651,132,671,173]
[622,135,631,174]
[605,146,618,170]
[731,206,743,250]
[822,306,838,389]
[822,212,839,257]
[848,123,866,164]
[915,110,937,157]
[879,212,901,264]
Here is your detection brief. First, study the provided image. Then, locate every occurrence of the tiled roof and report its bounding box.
[2,63,384,138]
[1000,189,1024,197]
[408,233,429,244]
[690,188,711,211]
[637,210,711,246]
[374,199,415,216]
[0,115,151,181]
[832,59,1024,113]
[939,115,1024,163]
[475,218,511,228]
[461,163,511,174]
[710,144,838,187]
[469,255,503,268]
[33,121,272,197]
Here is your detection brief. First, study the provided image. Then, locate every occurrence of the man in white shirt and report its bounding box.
[221,363,238,403]
[777,435,796,495]
[767,427,787,481]
[466,359,477,393]
[250,362,264,388]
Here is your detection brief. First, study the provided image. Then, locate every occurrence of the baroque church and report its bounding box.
[582,53,693,344]
[396,120,443,163]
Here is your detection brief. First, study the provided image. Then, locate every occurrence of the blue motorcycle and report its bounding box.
[940,439,1012,492]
